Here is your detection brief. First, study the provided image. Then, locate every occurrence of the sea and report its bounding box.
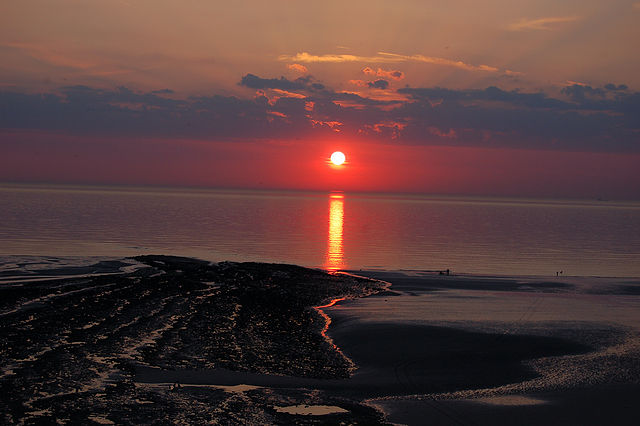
[1,183,639,278]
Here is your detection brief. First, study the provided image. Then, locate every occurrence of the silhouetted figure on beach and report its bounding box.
[446,269,450,276]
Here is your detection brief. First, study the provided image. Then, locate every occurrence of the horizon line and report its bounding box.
[2,181,639,205]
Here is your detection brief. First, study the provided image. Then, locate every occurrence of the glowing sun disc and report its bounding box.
[330,151,346,166]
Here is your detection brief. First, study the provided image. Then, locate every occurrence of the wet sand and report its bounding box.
[369,385,640,426]
[325,271,640,425]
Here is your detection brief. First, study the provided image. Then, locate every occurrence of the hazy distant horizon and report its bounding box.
[3,180,640,203]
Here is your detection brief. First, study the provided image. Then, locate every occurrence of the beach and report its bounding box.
[326,271,640,424]
[1,257,639,424]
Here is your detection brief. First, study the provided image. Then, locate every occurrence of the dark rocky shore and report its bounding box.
[0,256,386,424]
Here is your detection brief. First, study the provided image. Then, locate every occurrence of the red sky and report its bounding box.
[1,1,639,199]
[2,131,638,199]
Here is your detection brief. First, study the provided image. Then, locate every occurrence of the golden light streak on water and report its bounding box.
[326,193,344,271]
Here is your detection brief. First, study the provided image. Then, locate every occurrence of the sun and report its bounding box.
[330,151,346,166]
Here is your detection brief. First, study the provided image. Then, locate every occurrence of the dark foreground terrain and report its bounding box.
[2,258,639,425]
[0,256,385,424]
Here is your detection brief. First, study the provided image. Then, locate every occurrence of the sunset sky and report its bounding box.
[1,0,639,198]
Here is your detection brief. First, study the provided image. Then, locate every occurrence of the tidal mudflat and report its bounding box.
[0,256,385,424]
[1,258,639,424]
[326,271,640,425]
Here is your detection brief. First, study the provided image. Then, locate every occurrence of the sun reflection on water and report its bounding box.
[326,193,344,271]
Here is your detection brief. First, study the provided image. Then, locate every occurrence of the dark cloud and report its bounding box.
[396,84,640,150]
[0,87,281,139]
[367,79,389,90]
[561,84,606,102]
[151,88,175,94]
[604,83,628,91]
[239,73,321,92]
[1,76,639,152]
[399,86,567,109]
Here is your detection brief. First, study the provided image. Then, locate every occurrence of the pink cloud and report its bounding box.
[362,67,405,80]
[361,121,407,140]
[268,111,288,118]
[280,52,499,73]
[348,79,368,87]
[504,69,524,77]
[287,63,308,73]
[429,126,457,138]
[309,119,342,132]
[508,16,580,31]
[362,67,376,76]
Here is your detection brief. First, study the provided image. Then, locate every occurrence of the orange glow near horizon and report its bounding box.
[326,193,344,271]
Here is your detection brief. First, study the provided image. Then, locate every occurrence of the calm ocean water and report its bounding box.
[1,184,639,277]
